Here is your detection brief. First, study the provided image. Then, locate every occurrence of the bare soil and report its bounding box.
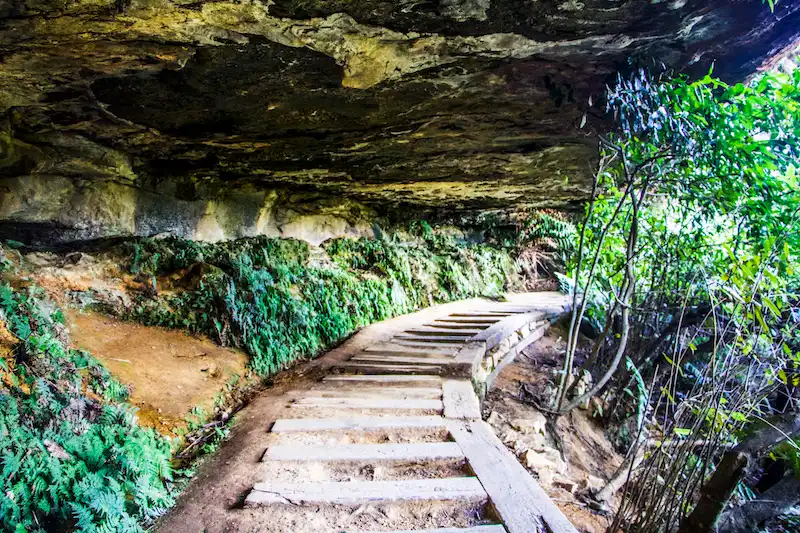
[483,324,624,533]
[66,310,249,435]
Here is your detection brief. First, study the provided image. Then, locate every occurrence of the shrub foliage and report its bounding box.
[0,220,568,532]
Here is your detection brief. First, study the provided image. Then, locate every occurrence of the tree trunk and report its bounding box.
[677,413,800,533]
[677,451,749,533]
[716,473,800,533]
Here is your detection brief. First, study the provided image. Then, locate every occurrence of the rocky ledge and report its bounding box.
[0,0,798,243]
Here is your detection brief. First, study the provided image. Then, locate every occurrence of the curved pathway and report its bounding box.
[158,292,578,533]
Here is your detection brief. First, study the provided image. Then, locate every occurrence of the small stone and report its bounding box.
[511,412,547,435]
[43,439,72,461]
[552,476,577,493]
[528,447,568,473]
[537,469,555,486]
[486,410,505,427]
[580,474,606,493]
[382,505,403,521]
[588,396,606,417]
[501,429,520,446]
[524,449,556,471]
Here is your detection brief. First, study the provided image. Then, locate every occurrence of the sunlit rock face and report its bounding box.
[0,0,798,243]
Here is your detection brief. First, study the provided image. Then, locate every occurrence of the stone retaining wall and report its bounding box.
[454,296,570,400]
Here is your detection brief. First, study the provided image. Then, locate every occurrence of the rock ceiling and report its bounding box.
[1,0,799,220]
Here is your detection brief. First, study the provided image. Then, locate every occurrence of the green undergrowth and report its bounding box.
[120,222,518,376]
[0,215,574,532]
[0,275,174,532]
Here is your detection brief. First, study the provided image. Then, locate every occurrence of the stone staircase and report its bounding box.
[242,293,578,533]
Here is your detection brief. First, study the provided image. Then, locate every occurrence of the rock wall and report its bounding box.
[0,176,375,245]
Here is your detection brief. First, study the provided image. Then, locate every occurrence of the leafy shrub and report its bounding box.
[0,284,174,533]
[121,228,517,377]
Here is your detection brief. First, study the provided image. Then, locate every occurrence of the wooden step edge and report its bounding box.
[447,420,579,533]
[271,416,447,433]
[334,363,445,375]
[361,349,456,357]
[245,477,488,507]
[436,318,503,324]
[359,526,507,533]
[300,387,443,399]
[350,355,454,365]
[263,441,465,462]
[402,329,477,337]
[419,326,488,332]
[394,335,472,340]
[292,397,444,410]
[322,374,442,383]
[442,379,481,420]
[449,313,514,318]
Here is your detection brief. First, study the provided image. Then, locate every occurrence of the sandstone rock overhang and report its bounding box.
[0,0,798,242]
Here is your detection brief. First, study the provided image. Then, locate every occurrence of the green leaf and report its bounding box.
[762,297,782,318]
[754,307,770,335]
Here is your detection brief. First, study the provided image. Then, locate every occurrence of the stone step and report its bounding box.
[245,477,488,507]
[264,442,464,462]
[271,416,448,433]
[323,374,441,384]
[361,527,507,533]
[292,397,443,411]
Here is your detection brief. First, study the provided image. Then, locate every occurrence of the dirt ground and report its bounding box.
[484,324,624,533]
[66,309,249,435]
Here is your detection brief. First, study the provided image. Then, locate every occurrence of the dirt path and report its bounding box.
[156,293,578,533]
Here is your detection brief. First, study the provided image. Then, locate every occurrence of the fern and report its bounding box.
[122,227,518,377]
[0,283,174,533]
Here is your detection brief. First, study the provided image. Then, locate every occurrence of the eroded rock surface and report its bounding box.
[0,0,798,242]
